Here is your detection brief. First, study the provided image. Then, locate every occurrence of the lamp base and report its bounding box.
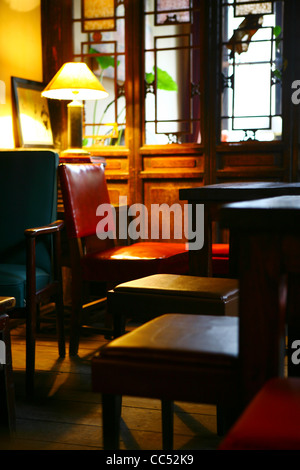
[67,99,84,150]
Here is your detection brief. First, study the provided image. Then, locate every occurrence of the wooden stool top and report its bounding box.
[113,274,239,301]
[101,313,238,366]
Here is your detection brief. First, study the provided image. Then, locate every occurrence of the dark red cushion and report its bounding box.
[212,243,229,257]
[81,242,190,282]
[82,242,230,281]
[212,244,229,275]
[219,378,300,450]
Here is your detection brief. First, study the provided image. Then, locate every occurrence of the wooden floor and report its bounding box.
[2,309,222,451]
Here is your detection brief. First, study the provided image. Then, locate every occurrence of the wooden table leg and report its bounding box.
[188,203,212,276]
[237,232,286,408]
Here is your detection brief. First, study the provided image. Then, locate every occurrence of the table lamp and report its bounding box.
[42,61,108,155]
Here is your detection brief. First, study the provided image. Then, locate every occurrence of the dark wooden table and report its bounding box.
[179,182,300,277]
[219,195,300,406]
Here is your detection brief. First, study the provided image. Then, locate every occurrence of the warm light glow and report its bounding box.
[19,113,53,145]
[0,115,14,148]
[4,0,40,12]
[0,80,5,104]
[0,0,43,148]
[42,62,109,101]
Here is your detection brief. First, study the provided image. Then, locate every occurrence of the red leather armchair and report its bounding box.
[59,163,190,355]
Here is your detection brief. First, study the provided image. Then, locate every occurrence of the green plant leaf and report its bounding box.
[145,67,178,91]
[89,47,120,70]
[145,71,155,83]
[274,25,281,38]
[273,69,282,80]
[157,67,178,91]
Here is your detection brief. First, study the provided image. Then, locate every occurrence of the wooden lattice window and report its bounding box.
[72,0,203,148]
[144,0,202,144]
[220,0,284,142]
[72,0,126,147]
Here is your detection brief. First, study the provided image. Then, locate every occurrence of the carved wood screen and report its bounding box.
[70,0,206,243]
[42,0,300,243]
[72,0,203,148]
[220,0,284,143]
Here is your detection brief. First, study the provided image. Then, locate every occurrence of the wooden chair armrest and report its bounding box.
[0,297,16,314]
[25,220,64,291]
[24,220,64,238]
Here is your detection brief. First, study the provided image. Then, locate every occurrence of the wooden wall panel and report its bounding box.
[217,152,283,171]
[143,179,204,243]
[214,143,286,182]
[107,182,130,206]
[42,0,300,250]
[142,155,204,179]
[143,156,203,169]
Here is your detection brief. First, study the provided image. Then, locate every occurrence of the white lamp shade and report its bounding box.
[42,62,109,101]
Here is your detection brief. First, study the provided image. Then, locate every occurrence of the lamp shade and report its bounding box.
[41,62,108,101]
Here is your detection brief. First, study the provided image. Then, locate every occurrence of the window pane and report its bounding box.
[72,0,126,147]
[221,0,284,142]
[234,63,271,120]
[144,0,201,144]
[235,0,273,17]
[155,0,191,25]
[83,0,116,31]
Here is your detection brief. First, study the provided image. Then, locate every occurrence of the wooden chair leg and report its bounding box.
[112,311,126,338]
[0,367,16,437]
[217,404,241,436]
[36,303,41,332]
[102,394,122,450]
[0,314,16,435]
[26,298,37,397]
[161,399,174,450]
[55,291,66,358]
[69,281,83,356]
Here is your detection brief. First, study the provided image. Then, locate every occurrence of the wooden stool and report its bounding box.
[92,313,239,449]
[108,274,239,337]
[0,296,16,436]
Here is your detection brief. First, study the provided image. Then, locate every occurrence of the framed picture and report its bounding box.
[11,77,54,148]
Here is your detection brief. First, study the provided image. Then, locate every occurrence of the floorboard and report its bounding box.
[2,311,222,451]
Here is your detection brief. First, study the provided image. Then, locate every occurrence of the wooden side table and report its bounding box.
[180,182,300,277]
[220,195,300,407]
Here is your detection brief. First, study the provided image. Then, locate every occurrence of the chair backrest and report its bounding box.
[58,163,115,242]
[0,149,59,271]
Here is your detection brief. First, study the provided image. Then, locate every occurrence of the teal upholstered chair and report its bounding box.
[0,150,65,396]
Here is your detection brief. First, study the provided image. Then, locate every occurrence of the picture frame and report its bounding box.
[11,76,54,148]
